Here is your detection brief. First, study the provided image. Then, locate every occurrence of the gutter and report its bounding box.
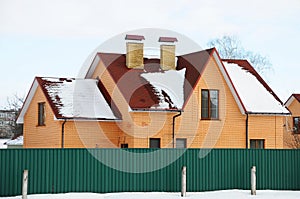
[61,119,67,148]
[172,111,182,148]
[246,113,249,149]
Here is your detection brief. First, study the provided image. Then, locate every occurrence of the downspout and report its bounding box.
[275,115,277,149]
[61,119,67,148]
[172,111,182,148]
[246,113,249,149]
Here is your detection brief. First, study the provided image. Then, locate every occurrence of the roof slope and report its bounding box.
[37,77,118,119]
[17,77,118,123]
[95,49,214,110]
[222,60,289,114]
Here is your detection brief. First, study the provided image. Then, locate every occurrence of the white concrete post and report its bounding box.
[22,170,28,199]
[251,166,256,195]
[181,166,186,197]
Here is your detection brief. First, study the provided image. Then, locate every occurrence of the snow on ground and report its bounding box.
[4,136,23,146]
[0,139,8,149]
[1,190,300,199]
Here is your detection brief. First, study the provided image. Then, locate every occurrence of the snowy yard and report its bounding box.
[0,139,8,149]
[1,190,300,199]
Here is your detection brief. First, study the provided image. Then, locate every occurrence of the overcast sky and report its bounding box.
[0,0,299,109]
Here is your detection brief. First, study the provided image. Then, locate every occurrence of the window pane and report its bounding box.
[250,140,256,149]
[210,91,218,119]
[176,138,187,148]
[121,143,128,148]
[294,117,299,133]
[150,138,160,148]
[250,139,265,149]
[38,103,45,126]
[258,140,264,149]
[201,90,208,118]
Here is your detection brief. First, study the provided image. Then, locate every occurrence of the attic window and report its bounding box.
[38,102,45,126]
[201,89,219,120]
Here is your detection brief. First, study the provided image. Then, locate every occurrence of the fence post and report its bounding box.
[251,166,256,195]
[22,170,28,199]
[181,166,186,197]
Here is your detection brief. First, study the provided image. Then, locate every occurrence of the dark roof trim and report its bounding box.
[56,117,120,121]
[125,34,145,41]
[246,111,291,116]
[159,37,178,43]
[292,94,300,102]
[130,108,183,112]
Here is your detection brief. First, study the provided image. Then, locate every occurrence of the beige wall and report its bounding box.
[24,86,62,148]
[284,99,300,148]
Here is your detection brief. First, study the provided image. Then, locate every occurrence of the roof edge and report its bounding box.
[16,78,39,124]
[214,53,247,114]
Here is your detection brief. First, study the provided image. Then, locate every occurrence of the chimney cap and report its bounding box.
[158,37,178,43]
[125,34,145,41]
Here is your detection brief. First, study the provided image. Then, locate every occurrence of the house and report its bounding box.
[284,94,300,148]
[17,34,290,149]
[0,110,15,138]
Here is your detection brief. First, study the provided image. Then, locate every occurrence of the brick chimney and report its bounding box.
[125,34,145,69]
[159,37,178,70]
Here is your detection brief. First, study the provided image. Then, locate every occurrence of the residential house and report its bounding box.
[0,110,15,138]
[284,94,300,148]
[17,34,290,149]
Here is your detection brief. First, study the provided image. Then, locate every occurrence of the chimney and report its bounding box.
[125,34,145,69]
[159,37,178,70]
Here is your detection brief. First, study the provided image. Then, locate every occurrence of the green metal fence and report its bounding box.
[0,149,300,196]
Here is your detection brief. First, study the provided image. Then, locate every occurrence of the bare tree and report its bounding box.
[207,35,272,76]
[5,93,24,137]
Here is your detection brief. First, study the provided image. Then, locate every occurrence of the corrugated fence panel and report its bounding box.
[0,149,300,196]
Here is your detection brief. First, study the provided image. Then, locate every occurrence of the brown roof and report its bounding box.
[292,94,300,102]
[97,48,214,110]
[222,59,283,105]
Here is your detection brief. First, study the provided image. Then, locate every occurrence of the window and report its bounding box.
[293,117,300,134]
[176,138,187,148]
[201,89,219,119]
[250,139,265,149]
[121,143,128,148]
[38,102,45,126]
[149,138,161,148]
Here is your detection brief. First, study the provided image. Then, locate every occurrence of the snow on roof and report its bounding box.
[141,68,186,109]
[222,61,289,114]
[4,136,23,145]
[43,78,117,119]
